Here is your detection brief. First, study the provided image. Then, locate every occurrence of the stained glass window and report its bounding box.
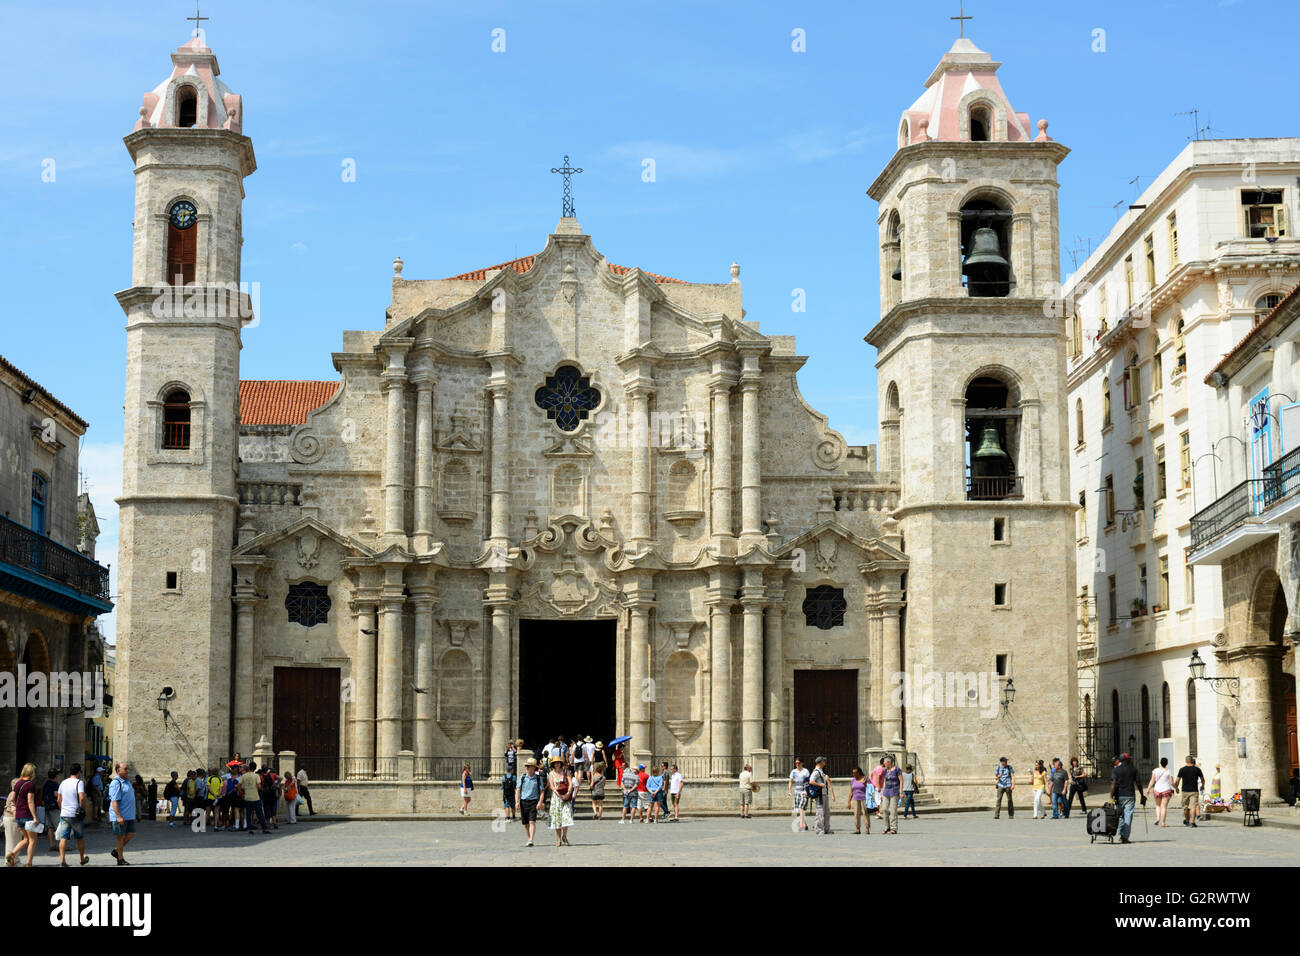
[285,581,331,628]
[802,585,847,630]
[535,365,600,432]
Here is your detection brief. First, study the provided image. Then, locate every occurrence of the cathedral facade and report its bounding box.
[115,34,1075,805]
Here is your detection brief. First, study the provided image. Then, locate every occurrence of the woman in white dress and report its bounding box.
[1147,757,1176,827]
[547,755,575,847]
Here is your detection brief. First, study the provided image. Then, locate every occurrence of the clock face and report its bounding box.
[169,201,197,229]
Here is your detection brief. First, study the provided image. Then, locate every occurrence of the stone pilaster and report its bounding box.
[878,590,905,748]
[487,374,512,547]
[350,593,379,766]
[625,577,656,746]
[231,556,265,758]
[409,579,439,765]
[708,365,738,555]
[763,584,786,753]
[738,346,766,548]
[1223,643,1288,800]
[381,340,413,548]
[411,366,436,553]
[485,577,515,774]
[376,566,406,761]
[625,380,655,550]
[707,569,736,774]
[740,570,765,754]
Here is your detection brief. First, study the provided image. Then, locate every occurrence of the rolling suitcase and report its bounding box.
[1087,804,1119,843]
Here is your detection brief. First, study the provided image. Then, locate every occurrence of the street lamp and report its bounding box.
[1188,648,1239,700]
[1001,678,1016,712]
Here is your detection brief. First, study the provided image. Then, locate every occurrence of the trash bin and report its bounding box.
[1240,788,1261,827]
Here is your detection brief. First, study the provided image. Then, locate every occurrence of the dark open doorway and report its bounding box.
[518,619,616,754]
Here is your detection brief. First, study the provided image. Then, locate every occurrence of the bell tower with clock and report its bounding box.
[866,36,1077,799]
[114,31,256,770]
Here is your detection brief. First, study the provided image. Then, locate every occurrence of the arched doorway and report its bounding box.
[1236,570,1292,799]
[16,632,53,774]
[0,629,16,777]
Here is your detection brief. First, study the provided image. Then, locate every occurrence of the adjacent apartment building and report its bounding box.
[1065,138,1300,781]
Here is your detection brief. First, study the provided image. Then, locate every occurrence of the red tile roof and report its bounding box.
[445,254,686,284]
[1205,282,1300,382]
[239,380,338,425]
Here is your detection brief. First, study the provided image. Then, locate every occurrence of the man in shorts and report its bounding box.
[55,763,89,866]
[636,764,651,822]
[107,762,137,865]
[1175,754,1204,827]
[668,764,685,821]
[515,757,543,847]
[620,761,639,823]
[738,763,755,818]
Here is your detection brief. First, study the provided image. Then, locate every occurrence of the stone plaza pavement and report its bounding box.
[15,808,1300,866]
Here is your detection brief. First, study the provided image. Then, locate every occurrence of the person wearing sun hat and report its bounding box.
[546,755,576,846]
[515,757,543,847]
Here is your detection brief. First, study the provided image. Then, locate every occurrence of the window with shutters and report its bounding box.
[1179,431,1191,489]
[1242,188,1287,238]
[166,201,198,285]
[1155,444,1167,501]
[1187,679,1198,757]
[1167,213,1179,265]
[1124,255,1135,309]
[1102,377,1112,427]
[1144,234,1156,287]
[1104,474,1115,525]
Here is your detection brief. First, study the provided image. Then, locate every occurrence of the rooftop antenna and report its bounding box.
[1128,175,1142,201]
[1112,199,1127,220]
[1175,109,1201,141]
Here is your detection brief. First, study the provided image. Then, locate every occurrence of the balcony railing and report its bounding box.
[0,514,111,603]
[1262,444,1300,509]
[966,474,1024,501]
[1189,479,1268,552]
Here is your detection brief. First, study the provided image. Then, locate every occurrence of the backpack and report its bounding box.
[807,769,825,801]
[194,777,208,800]
[184,778,196,799]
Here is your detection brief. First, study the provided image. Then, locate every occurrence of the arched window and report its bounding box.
[1186,679,1198,757]
[30,473,47,535]
[1075,399,1084,446]
[1161,681,1171,737]
[965,375,1020,500]
[959,198,1011,297]
[1140,685,1151,758]
[177,86,197,128]
[162,389,191,449]
[970,105,991,142]
[1255,293,1282,323]
[166,200,198,285]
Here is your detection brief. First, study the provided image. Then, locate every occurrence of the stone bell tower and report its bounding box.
[866,37,1076,804]
[114,33,256,777]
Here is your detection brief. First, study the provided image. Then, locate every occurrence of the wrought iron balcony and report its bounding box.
[966,474,1024,501]
[0,514,111,608]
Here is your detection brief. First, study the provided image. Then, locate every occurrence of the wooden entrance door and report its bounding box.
[273,667,341,781]
[1285,675,1297,777]
[793,670,858,775]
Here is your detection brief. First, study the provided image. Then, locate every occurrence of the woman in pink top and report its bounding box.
[869,760,886,820]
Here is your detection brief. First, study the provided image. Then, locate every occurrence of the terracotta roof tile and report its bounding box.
[239,380,338,426]
[445,254,686,284]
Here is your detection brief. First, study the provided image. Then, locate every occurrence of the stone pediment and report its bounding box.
[233,514,371,560]
[515,515,626,618]
[542,435,595,458]
[775,520,908,566]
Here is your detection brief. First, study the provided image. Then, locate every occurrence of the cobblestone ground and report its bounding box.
[17,808,1300,866]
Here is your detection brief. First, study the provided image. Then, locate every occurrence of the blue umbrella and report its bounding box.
[608,735,632,746]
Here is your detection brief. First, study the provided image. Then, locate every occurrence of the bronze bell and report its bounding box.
[891,260,902,281]
[973,423,1009,460]
[962,227,1009,275]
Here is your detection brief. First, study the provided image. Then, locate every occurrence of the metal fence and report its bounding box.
[649,755,741,778]
[1263,445,1300,508]
[0,513,111,603]
[1190,479,1266,551]
[1077,720,1162,777]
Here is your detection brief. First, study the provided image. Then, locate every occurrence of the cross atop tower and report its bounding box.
[550,155,583,218]
[187,5,209,37]
[950,3,972,38]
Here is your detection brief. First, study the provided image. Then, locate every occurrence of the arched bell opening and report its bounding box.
[960,198,1012,297]
[964,375,1021,500]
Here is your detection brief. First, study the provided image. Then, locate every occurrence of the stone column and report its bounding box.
[232,591,258,757]
[381,341,412,548]
[709,369,738,554]
[879,591,905,748]
[486,578,515,774]
[738,348,765,548]
[411,368,436,553]
[410,582,438,767]
[625,578,656,746]
[1230,644,1287,799]
[487,378,512,546]
[376,582,406,763]
[707,570,736,775]
[740,571,766,755]
[626,381,655,550]
[764,583,786,752]
[351,597,378,769]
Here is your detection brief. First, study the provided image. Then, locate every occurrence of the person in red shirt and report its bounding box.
[613,746,626,785]
[635,764,650,823]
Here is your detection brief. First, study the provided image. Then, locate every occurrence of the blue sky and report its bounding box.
[0,0,1287,639]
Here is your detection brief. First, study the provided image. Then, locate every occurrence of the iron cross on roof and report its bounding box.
[550,155,583,218]
[951,2,972,38]
[187,5,209,37]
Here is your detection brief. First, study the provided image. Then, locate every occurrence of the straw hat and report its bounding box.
[549,755,565,766]
[584,736,593,743]
[524,757,537,767]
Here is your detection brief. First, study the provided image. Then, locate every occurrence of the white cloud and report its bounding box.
[78,441,122,645]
